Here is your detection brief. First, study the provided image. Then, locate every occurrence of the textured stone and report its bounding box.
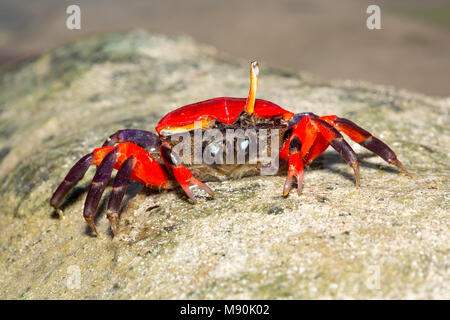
[0,31,448,299]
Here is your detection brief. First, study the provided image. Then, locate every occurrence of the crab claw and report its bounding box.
[172,166,215,204]
[160,143,214,204]
[244,61,259,115]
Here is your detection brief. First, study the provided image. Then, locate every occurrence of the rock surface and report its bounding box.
[0,31,448,299]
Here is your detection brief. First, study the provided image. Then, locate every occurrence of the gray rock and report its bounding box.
[0,30,448,299]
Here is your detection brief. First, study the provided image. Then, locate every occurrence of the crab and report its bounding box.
[50,61,409,236]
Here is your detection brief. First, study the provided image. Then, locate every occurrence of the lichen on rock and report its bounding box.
[0,30,448,299]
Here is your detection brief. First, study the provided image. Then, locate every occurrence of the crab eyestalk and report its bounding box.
[244,61,259,115]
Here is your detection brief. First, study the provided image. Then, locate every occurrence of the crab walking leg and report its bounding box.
[83,149,118,236]
[50,153,95,217]
[283,137,305,197]
[102,129,160,152]
[89,142,171,235]
[106,156,136,235]
[310,118,361,187]
[281,117,318,196]
[160,143,214,204]
[86,143,170,235]
[320,116,409,174]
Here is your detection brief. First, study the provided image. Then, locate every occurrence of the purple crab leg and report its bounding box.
[83,148,117,236]
[106,156,136,236]
[102,129,160,152]
[50,152,94,217]
[321,116,409,175]
[311,118,360,187]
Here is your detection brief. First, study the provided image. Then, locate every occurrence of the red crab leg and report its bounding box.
[280,117,316,161]
[93,142,171,188]
[50,142,171,235]
[160,143,214,204]
[85,143,171,235]
[320,115,409,174]
[283,137,304,196]
[281,116,319,196]
[281,115,360,195]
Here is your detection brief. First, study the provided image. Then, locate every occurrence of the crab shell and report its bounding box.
[155,97,294,136]
[153,97,295,181]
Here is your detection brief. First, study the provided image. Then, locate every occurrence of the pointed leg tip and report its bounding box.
[296,174,304,196]
[85,217,100,237]
[107,216,119,236]
[391,158,413,177]
[184,180,214,203]
[111,227,119,237]
[189,195,199,205]
[195,180,215,198]
[203,187,215,198]
[351,162,360,188]
[92,228,100,237]
[283,174,294,197]
[55,208,64,219]
[183,186,199,204]
[354,176,360,188]
[399,165,414,178]
[189,196,200,205]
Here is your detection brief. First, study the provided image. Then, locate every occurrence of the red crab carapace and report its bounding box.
[50,61,409,236]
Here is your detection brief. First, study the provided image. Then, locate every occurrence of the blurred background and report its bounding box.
[0,0,449,97]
